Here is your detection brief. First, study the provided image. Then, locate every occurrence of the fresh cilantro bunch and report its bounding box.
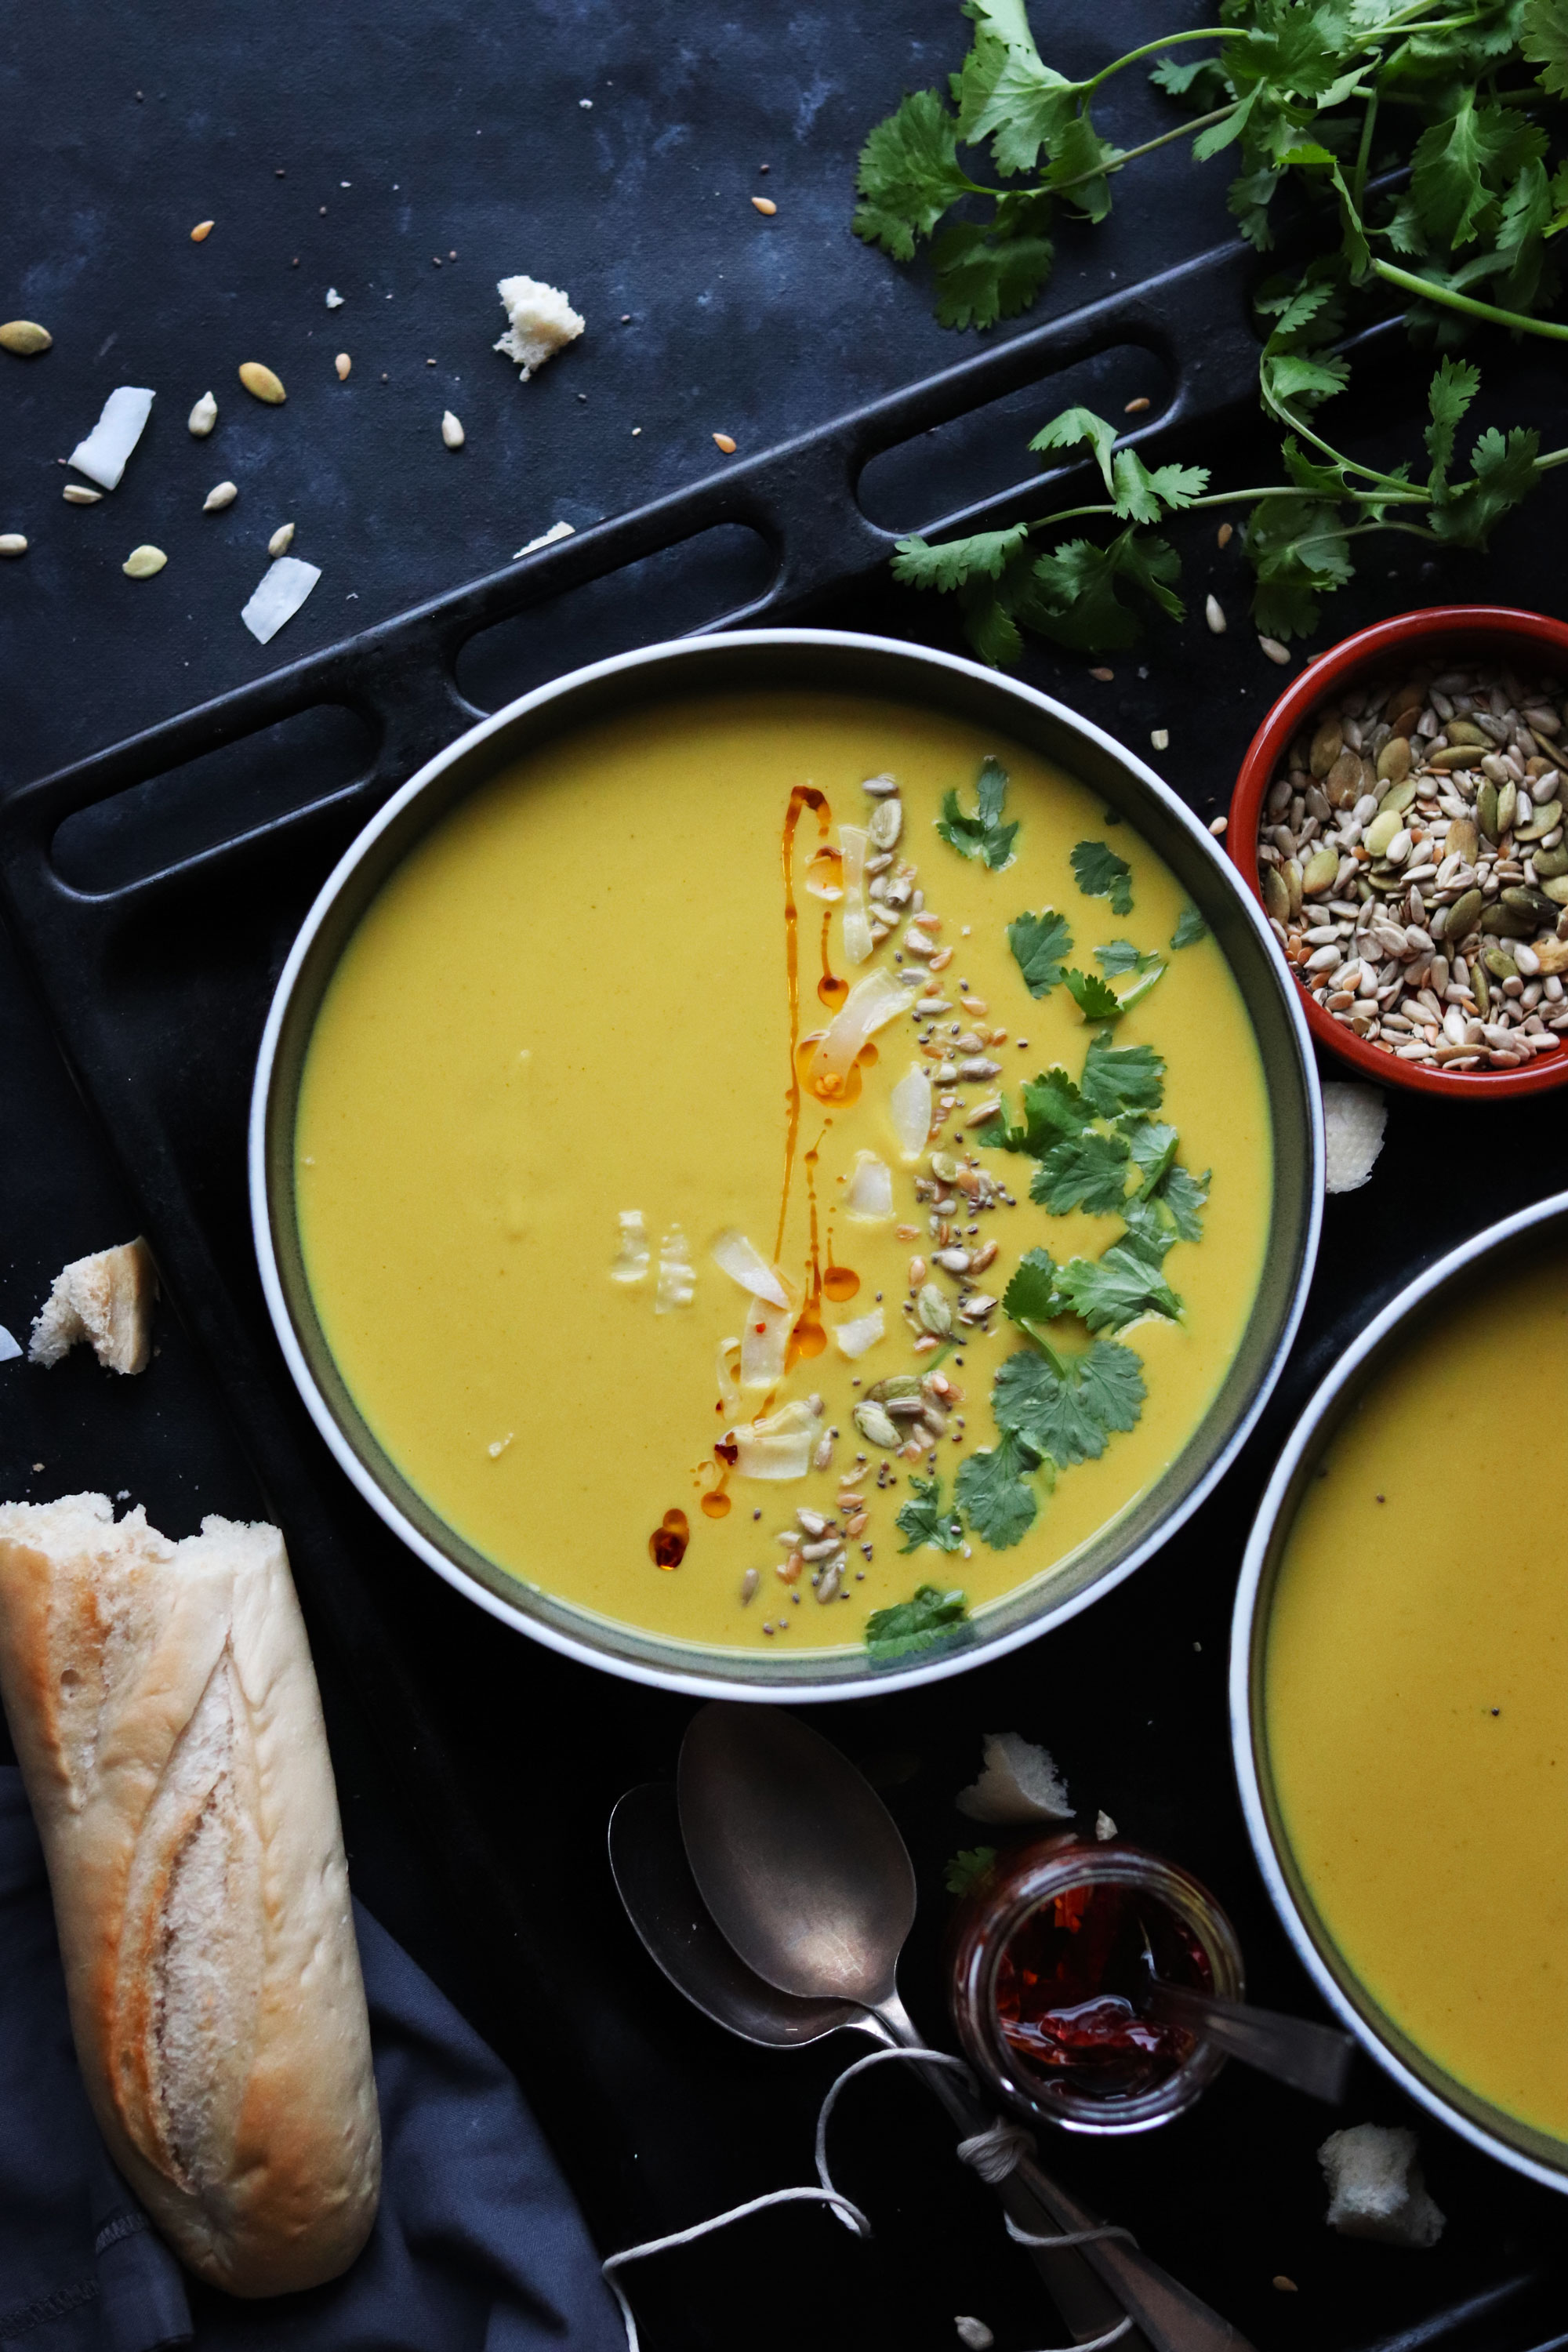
[895,356,1564,659]
[856,0,1568,340]
[863,0,1568,658]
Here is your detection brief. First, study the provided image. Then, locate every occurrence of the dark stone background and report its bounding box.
[3,4,1568,2350]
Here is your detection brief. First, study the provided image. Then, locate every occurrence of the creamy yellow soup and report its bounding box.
[295,692,1270,1656]
[1266,1249,1568,2146]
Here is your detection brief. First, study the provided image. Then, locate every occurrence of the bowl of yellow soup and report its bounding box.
[252,630,1319,1697]
[1233,1192,1568,2190]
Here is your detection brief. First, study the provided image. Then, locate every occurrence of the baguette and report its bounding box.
[0,1494,380,2295]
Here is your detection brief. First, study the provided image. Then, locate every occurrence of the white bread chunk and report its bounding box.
[1322,1083,1387,1194]
[956,1730,1073,1824]
[493,274,585,379]
[0,1496,380,2294]
[30,1238,158,1374]
[1319,2123,1445,2247]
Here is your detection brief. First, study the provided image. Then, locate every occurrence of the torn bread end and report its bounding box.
[30,1239,158,1375]
[956,1730,1073,1825]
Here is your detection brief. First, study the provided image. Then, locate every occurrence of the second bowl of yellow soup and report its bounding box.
[253,630,1319,1695]
[1234,1191,1568,2191]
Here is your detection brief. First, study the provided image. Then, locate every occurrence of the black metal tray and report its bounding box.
[2,236,1566,2352]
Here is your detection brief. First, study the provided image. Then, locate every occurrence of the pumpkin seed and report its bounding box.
[1446,717,1487,746]
[1364,810,1401,858]
[1377,777,1417,818]
[1483,948,1518,981]
[1302,846,1338,895]
[1325,749,1363,808]
[1375,735,1410,783]
[1495,780,1519,837]
[238,361,286,404]
[1444,816,1479,862]
[1534,843,1568,878]
[1446,887,1484,938]
[1480,902,1536,938]
[852,1401,901,1450]
[1518,800,1561,842]
[915,1283,953,1337]
[122,544,166,578]
[1264,866,1290,923]
[1309,717,1342,778]
[1477,781,1499,840]
[0,320,52,355]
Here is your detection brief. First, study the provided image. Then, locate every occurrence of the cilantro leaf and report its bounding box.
[1124,1118,1178,1194]
[1079,1033,1164,1118]
[1425,356,1480,500]
[956,1432,1041,1548]
[896,1472,965,1555]
[932,216,1057,330]
[1025,530,1182,652]
[1008,906,1074,996]
[956,28,1078,171]
[1030,1126,1131,1215]
[1431,425,1541,549]
[892,522,1031,592]
[865,1582,971,1663]
[1246,494,1354,641]
[1029,405,1118,493]
[945,1846,998,1897]
[1063,967,1123,1022]
[1111,448,1210,524]
[1113,960,1167,1014]
[938,755,1019,868]
[1047,110,1116,223]
[1119,1194,1178,1261]
[1022,1069,1089,1149]
[1057,1229,1182,1334]
[993,1338,1145,1466]
[1071,839,1134,916]
[1094,938,1157,977]
[853,89,974,262]
[1002,1246,1069,1341]
[1410,93,1520,252]
[1170,906,1208,949]
[1524,0,1568,96]
[1160,1163,1210,1242]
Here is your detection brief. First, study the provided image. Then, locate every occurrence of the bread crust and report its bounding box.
[0,1495,381,2295]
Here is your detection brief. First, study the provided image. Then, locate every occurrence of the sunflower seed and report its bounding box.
[122,543,166,577]
[62,484,101,504]
[203,480,238,511]
[441,408,465,448]
[188,390,218,435]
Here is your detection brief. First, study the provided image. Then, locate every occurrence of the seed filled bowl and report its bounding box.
[1229,605,1568,1098]
[253,630,1319,1700]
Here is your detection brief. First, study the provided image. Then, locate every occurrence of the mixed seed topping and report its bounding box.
[1257,662,1568,1072]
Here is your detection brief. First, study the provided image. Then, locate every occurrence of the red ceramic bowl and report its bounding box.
[1229,604,1568,1098]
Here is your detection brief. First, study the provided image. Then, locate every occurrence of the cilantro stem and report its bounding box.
[1370,258,1568,342]
[1350,89,1379,215]
[1051,105,1240,197]
[1083,28,1229,89]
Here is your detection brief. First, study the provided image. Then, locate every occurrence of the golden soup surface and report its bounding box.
[295,692,1271,1656]
[1266,1247,1568,2146]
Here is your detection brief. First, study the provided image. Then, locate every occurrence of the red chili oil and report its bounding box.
[994,1876,1214,2098]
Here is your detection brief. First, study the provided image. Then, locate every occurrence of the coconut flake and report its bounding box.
[810,968,909,1096]
[241,555,321,645]
[715,1337,743,1421]
[1319,2125,1445,2248]
[1323,1082,1386,1193]
[731,1396,822,1480]
[494,275,585,380]
[514,520,575,558]
[956,1731,1074,1824]
[889,1065,934,1160]
[325,287,344,308]
[609,1210,649,1283]
[833,1306,884,1360]
[68,387,154,490]
[838,823,873,967]
[0,1326,20,1363]
[844,1151,894,1220]
[712,1229,790,1310]
[655,1226,695,1313]
[740,1295,790,1389]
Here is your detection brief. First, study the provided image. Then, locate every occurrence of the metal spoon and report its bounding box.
[609,1779,1123,2347]
[678,1703,1256,2352]
[1137,1931,1355,2105]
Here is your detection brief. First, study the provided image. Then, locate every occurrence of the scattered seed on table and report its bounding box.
[752,195,777,214]
[63,484,101,504]
[1210,815,1228,836]
[267,522,295,557]
[1151,728,1170,750]
[1205,593,1227,633]
[187,390,217,434]
[1259,635,1290,665]
[203,481,238,510]
[239,361,286,403]
[441,409,464,448]
[191,220,214,241]
[1090,666,1114,682]
[336,352,351,379]
[122,544,166,577]
[0,533,28,557]
[1217,521,1233,549]
[1123,395,1150,413]
[713,432,737,452]
[0,320,53,355]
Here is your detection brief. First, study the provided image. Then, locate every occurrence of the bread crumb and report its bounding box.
[1323,1082,1386,1194]
[956,1730,1073,1824]
[513,520,575,560]
[1094,1809,1117,1841]
[30,1240,158,1376]
[1319,2124,1445,2248]
[493,275,585,380]
[954,2321,993,2350]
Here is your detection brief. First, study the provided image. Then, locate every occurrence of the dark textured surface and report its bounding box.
[5,5,1568,2352]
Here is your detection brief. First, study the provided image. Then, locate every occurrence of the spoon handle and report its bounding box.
[1010,2153,1255,2352]
[1143,1980,1355,2105]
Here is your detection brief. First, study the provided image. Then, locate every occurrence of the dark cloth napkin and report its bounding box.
[0,1769,624,2352]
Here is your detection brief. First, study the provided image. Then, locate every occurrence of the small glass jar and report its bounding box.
[948,1833,1245,2136]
